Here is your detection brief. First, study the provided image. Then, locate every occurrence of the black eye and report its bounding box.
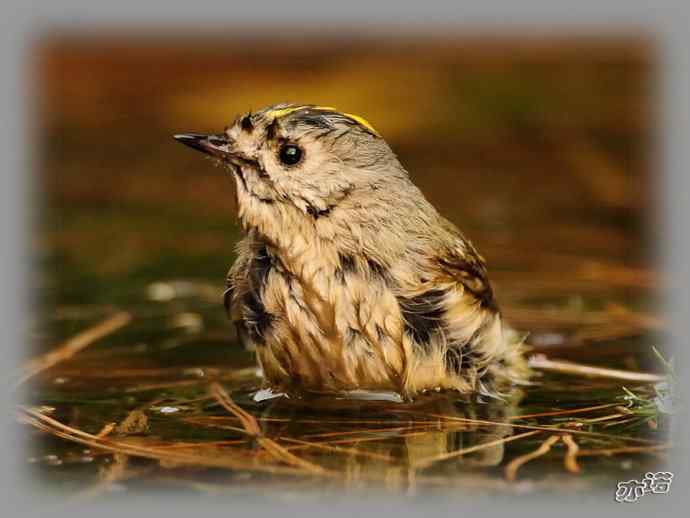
[279,144,303,166]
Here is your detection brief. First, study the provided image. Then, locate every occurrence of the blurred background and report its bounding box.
[35,31,656,355]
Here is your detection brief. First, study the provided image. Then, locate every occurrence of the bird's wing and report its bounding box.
[429,229,503,381]
[436,239,497,314]
[439,239,530,389]
[432,228,529,388]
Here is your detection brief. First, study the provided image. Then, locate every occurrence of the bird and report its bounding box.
[174,103,528,399]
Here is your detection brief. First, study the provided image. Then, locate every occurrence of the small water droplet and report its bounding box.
[53,377,68,385]
[158,406,180,414]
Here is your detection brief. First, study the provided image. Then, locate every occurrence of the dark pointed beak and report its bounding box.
[173,133,230,159]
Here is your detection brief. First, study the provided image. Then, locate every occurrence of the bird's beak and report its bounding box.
[173,133,230,160]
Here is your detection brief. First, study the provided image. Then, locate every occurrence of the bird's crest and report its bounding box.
[265,104,381,137]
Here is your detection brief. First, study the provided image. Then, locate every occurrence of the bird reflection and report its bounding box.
[248,388,523,488]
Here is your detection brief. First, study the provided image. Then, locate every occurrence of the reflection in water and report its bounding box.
[246,389,522,488]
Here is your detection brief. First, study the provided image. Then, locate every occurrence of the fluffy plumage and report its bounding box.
[175,103,528,398]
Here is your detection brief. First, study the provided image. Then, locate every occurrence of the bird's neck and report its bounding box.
[240,201,351,274]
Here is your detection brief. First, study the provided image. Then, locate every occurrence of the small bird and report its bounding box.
[175,103,527,398]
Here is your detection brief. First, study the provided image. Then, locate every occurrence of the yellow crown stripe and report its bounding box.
[343,112,381,137]
[267,105,380,137]
[267,105,337,119]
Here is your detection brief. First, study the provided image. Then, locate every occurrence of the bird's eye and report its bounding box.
[278,144,303,166]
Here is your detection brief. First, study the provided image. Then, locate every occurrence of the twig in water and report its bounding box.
[17,311,131,387]
[208,382,330,475]
[579,413,627,424]
[505,434,560,482]
[528,354,665,383]
[209,382,260,435]
[17,406,315,476]
[393,408,663,445]
[95,422,117,438]
[509,403,620,421]
[561,434,580,473]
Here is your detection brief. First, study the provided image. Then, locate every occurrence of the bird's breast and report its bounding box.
[250,246,409,392]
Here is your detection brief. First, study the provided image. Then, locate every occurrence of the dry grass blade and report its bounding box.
[209,382,261,435]
[602,418,637,428]
[18,406,316,476]
[208,382,330,475]
[95,422,116,438]
[579,413,627,424]
[505,434,560,482]
[258,439,331,474]
[528,354,664,383]
[561,434,580,473]
[413,430,542,470]
[153,439,248,449]
[393,409,662,445]
[17,311,131,387]
[509,403,620,421]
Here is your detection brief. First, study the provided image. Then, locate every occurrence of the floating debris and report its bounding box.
[158,406,181,414]
[253,388,288,402]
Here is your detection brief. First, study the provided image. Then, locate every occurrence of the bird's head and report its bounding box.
[174,103,410,223]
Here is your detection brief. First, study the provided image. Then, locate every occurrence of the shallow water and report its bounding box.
[23,34,668,500]
[23,260,667,498]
